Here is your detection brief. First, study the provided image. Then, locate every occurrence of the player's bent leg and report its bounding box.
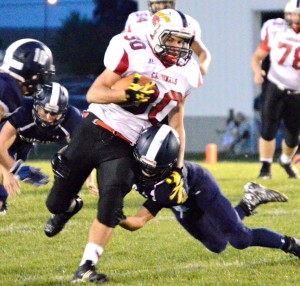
[44,195,83,237]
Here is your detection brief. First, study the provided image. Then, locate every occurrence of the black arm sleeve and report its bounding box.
[143,199,164,217]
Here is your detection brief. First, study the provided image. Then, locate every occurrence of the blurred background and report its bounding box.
[0,0,288,159]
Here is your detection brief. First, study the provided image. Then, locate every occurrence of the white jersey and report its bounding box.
[124,10,201,43]
[88,32,201,144]
[260,18,300,90]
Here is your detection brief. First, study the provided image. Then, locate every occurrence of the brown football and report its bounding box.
[112,74,152,90]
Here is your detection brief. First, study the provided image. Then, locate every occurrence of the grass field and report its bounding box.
[0,160,300,286]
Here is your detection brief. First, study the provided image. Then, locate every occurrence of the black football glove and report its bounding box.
[125,73,155,103]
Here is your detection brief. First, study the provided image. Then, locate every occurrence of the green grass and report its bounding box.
[1,160,300,285]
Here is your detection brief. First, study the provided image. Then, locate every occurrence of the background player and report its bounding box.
[251,0,300,179]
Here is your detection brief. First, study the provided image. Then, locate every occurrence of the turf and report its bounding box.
[0,160,299,285]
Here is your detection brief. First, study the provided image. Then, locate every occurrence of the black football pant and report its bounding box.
[46,113,136,227]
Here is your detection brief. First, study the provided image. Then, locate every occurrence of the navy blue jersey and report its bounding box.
[8,99,82,145]
[0,73,25,119]
[139,161,221,216]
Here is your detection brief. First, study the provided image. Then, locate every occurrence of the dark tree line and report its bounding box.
[53,0,137,77]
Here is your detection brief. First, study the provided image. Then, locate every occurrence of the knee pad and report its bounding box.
[97,184,125,227]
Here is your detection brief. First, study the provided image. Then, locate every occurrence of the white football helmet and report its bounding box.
[285,0,300,13]
[148,0,176,14]
[285,0,300,26]
[147,9,194,67]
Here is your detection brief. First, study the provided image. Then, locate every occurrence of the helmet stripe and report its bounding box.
[145,125,175,161]
[50,82,60,106]
[176,10,188,28]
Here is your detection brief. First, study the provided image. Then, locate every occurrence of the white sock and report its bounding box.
[280,153,292,164]
[260,158,273,163]
[80,243,104,266]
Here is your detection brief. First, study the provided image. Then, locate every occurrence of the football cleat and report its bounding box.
[0,201,8,216]
[278,158,299,179]
[257,162,272,179]
[72,260,108,283]
[239,182,288,216]
[282,236,300,258]
[44,196,83,237]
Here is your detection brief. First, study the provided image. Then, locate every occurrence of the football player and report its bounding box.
[119,124,300,260]
[0,82,82,214]
[123,0,211,75]
[251,0,300,179]
[44,9,201,283]
[0,38,55,122]
[0,38,55,213]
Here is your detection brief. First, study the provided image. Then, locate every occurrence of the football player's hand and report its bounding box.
[51,153,71,180]
[11,160,49,187]
[87,182,99,197]
[1,168,21,197]
[125,73,155,103]
[113,208,127,226]
[165,167,188,204]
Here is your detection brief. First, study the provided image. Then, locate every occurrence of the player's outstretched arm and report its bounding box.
[119,206,154,231]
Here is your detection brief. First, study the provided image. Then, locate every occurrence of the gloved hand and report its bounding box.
[10,160,49,187]
[113,208,127,226]
[125,73,156,103]
[51,153,71,179]
[165,167,188,204]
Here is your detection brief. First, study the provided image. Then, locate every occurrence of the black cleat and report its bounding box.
[44,196,83,237]
[282,236,300,258]
[0,201,8,216]
[239,182,288,216]
[72,260,108,283]
[279,158,299,179]
[257,161,272,179]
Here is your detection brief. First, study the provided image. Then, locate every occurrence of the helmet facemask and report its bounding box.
[33,82,68,130]
[155,30,194,66]
[284,0,300,29]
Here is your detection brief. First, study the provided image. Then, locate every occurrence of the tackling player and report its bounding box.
[44,9,201,283]
[119,124,300,260]
[0,38,55,213]
[0,82,82,215]
[124,0,211,76]
[251,0,300,179]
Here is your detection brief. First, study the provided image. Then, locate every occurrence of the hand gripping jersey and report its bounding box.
[124,10,202,43]
[260,18,300,90]
[88,33,201,144]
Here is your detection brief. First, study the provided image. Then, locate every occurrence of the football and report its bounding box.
[112,74,152,90]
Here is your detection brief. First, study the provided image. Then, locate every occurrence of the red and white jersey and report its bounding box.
[88,32,201,144]
[260,18,300,90]
[124,10,201,43]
